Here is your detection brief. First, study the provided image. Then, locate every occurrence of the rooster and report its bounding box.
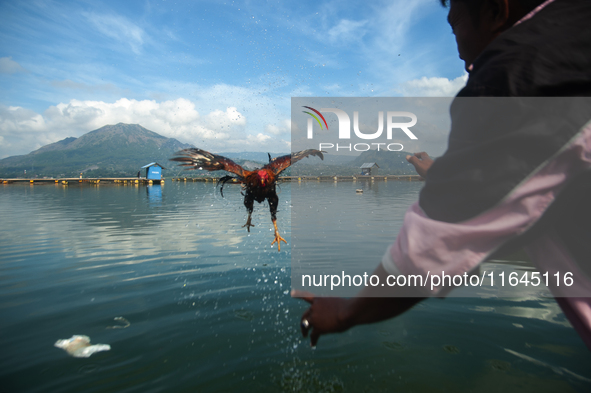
[171,148,325,251]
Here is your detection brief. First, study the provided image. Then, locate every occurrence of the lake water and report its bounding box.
[1,181,590,392]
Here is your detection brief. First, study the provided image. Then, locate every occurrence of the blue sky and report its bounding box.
[0,0,467,158]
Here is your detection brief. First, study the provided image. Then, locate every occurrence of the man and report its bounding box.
[294,0,591,349]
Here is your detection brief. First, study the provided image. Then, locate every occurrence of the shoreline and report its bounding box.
[2,175,422,185]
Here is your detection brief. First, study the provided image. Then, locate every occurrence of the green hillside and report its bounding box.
[0,123,193,178]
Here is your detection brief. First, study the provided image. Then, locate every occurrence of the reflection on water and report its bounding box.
[146,184,162,206]
[0,182,590,392]
[291,180,418,297]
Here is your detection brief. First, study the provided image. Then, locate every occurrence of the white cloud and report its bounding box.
[3,106,47,131]
[0,97,290,159]
[265,119,290,136]
[84,13,146,54]
[265,124,281,136]
[0,57,28,74]
[205,107,246,129]
[41,98,224,145]
[397,73,468,97]
[0,105,61,156]
[327,19,368,45]
[249,133,271,143]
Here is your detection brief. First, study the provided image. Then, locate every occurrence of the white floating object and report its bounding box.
[107,316,130,329]
[356,189,363,193]
[54,335,110,358]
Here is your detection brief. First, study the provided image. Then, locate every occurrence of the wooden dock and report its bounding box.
[1,178,164,185]
[1,175,421,185]
[170,175,422,182]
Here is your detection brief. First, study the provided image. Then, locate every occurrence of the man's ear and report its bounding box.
[482,0,511,33]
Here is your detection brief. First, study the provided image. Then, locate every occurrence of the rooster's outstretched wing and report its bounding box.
[170,148,247,178]
[264,149,325,176]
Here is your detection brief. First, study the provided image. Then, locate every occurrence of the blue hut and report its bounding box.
[141,163,166,180]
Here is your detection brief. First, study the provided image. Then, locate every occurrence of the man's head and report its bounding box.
[441,0,546,71]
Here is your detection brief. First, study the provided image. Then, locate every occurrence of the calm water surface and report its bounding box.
[1,181,590,392]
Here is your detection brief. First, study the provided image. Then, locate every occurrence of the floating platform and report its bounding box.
[2,175,422,185]
[1,178,164,185]
[169,175,422,182]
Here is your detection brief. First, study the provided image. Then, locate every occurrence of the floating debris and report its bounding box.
[54,335,110,358]
[382,341,405,351]
[356,189,363,193]
[443,345,460,354]
[106,316,130,329]
[234,309,254,321]
[489,359,511,372]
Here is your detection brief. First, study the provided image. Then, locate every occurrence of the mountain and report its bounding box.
[0,123,193,178]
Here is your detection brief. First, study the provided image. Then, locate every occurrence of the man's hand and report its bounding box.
[293,265,425,348]
[292,290,353,347]
[406,152,433,178]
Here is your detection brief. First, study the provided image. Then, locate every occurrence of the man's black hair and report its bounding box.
[440,0,484,24]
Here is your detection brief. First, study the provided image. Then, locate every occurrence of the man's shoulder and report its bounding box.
[459,0,591,97]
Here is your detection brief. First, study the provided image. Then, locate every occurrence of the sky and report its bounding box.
[0,0,467,159]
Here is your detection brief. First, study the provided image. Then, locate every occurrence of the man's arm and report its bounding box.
[293,152,433,347]
[293,264,425,347]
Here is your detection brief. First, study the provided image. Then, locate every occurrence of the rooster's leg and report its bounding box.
[243,194,255,232]
[242,213,255,232]
[271,218,287,251]
[268,191,286,251]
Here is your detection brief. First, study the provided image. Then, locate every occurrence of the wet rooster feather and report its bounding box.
[170,148,325,251]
